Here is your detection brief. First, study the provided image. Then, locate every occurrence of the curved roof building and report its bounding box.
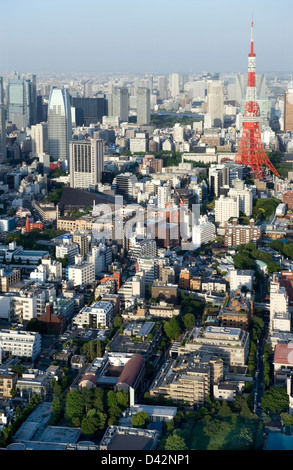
[116,354,145,392]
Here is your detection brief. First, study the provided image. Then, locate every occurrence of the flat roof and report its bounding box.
[38,426,81,444]
[107,434,156,451]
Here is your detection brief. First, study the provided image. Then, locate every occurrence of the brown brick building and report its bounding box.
[38,303,66,335]
[224,218,261,247]
[283,191,293,210]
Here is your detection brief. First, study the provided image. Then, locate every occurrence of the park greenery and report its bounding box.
[233,241,282,274]
[158,396,263,450]
[150,113,201,129]
[63,388,129,436]
[269,240,293,261]
[251,197,280,222]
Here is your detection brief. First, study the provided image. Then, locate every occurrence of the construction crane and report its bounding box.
[169,179,185,207]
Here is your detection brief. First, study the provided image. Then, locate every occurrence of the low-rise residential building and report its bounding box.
[0,268,21,293]
[15,369,51,398]
[151,281,178,303]
[148,301,180,319]
[72,300,114,329]
[178,326,250,367]
[229,269,254,292]
[0,371,18,399]
[0,329,42,361]
[149,352,223,406]
[67,261,95,287]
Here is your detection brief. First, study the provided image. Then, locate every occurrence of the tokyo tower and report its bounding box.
[234,21,280,180]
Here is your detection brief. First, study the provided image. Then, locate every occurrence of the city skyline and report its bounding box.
[0,0,292,75]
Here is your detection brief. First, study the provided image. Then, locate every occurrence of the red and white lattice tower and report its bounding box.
[234,21,280,180]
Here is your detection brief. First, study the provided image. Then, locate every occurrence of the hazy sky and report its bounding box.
[1,0,292,75]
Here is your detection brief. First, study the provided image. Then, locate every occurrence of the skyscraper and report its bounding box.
[158,76,168,100]
[72,97,106,126]
[112,87,129,122]
[0,77,6,162]
[30,122,48,157]
[169,73,180,98]
[207,80,224,128]
[47,87,72,164]
[136,87,150,125]
[7,75,29,129]
[69,138,104,189]
[284,82,293,132]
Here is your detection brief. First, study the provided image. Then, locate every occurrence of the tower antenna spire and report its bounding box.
[234,20,280,180]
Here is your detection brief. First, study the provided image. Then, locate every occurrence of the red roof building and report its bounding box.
[273,343,293,383]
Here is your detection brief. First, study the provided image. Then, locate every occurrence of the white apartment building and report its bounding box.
[30,122,48,157]
[73,300,114,329]
[30,265,47,283]
[41,258,63,282]
[179,326,250,367]
[67,262,95,287]
[88,243,112,275]
[0,329,42,361]
[56,238,79,265]
[137,257,158,287]
[129,136,147,153]
[215,195,239,226]
[270,277,289,333]
[191,215,216,249]
[229,269,254,292]
[228,185,253,217]
[118,272,145,306]
[157,185,171,209]
[272,312,291,332]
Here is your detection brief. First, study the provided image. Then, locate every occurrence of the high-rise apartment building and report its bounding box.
[69,138,104,189]
[0,77,5,162]
[47,87,72,163]
[112,172,137,202]
[30,122,48,156]
[284,82,293,132]
[136,87,150,125]
[112,87,129,122]
[209,165,229,197]
[270,275,289,333]
[158,76,168,100]
[207,80,224,128]
[169,73,180,98]
[228,181,253,217]
[215,195,239,227]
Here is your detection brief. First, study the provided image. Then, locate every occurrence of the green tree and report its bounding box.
[281,413,293,426]
[65,389,84,423]
[131,411,148,428]
[81,416,97,436]
[93,387,105,411]
[114,315,123,328]
[115,390,128,409]
[163,316,181,340]
[261,386,289,413]
[182,313,195,329]
[164,432,188,450]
